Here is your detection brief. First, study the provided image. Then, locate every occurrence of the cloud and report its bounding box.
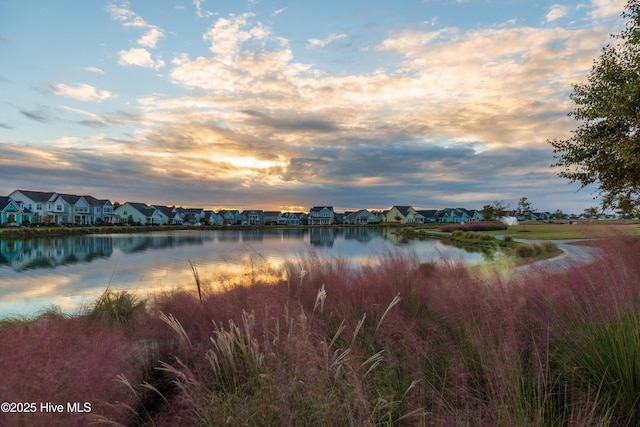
[194,0,215,18]
[18,105,53,123]
[307,33,347,48]
[589,0,627,19]
[202,13,268,63]
[52,83,114,102]
[137,28,164,48]
[118,48,165,69]
[546,4,569,22]
[272,7,287,16]
[84,66,105,74]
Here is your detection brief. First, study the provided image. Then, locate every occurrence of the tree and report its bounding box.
[583,206,600,219]
[481,204,496,221]
[549,0,640,211]
[517,197,534,220]
[492,200,510,218]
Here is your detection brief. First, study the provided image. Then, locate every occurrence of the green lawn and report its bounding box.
[489,221,640,240]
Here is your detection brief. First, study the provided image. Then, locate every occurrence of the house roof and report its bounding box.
[152,205,179,219]
[13,190,56,203]
[310,206,333,213]
[55,193,83,205]
[416,209,438,218]
[82,195,111,206]
[126,202,157,217]
[0,196,14,211]
[391,206,414,216]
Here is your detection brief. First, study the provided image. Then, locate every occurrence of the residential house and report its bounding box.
[183,208,205,225]
[308,206,335,225]
[48,194,92,224]
[218,210,242,225]
[416,209,439,223]
[241,210,265,225]
[8,190,57,223]
[384,206,423,224]
[343,209,380,225]
[461,208,483,222]
[152,205,184,225]
[115,202,168,225]
[277,212,302,226]
[0,196,32,225]
[264,211,281,225]
[203,210,224,225]
[84,196,117,224]
[437,208,483,224]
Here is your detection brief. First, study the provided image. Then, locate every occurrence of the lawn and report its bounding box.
[489,220,640,240]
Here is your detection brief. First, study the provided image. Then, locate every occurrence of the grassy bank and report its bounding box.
[1,237,640,426]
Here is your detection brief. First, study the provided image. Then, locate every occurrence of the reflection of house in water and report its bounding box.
[377,228,409,246]
[309,227,336,247]
[343,227,380,243]
[0,236,113,271]
[217,230,241,242]
[114,233,208,253]
[274,228,305,240]
[242,229,265,242]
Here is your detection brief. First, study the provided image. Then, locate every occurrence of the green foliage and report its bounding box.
[89,290,146,326]
[481,204,496,221]
[514,243,537,258]
[553,310,640,425]
[440,221,507,232]
[549,0,640,210]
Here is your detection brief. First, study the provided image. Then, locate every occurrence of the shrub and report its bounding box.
[88,290,146,326]
[440,221,507,232]
[514,243,536,258]
[541,241,558,254]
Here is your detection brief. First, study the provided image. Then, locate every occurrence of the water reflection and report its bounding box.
[0,228,487,318]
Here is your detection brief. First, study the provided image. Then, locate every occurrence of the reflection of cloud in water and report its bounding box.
[0,228,488,318]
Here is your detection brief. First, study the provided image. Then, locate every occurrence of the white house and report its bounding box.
[115,202,168,225]
[308,206,334,225]
[8,190,57,223]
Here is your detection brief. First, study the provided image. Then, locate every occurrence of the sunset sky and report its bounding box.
[0,0,629,213]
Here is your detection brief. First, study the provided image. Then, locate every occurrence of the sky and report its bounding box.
[0,0,630,214]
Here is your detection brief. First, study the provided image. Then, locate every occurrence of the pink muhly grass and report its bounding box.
[0,313,146,427]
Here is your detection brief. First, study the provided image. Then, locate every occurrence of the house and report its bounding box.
[8,190,57,223]
[48,194,93,225]
[0,196,32,225]
[218,210,242,225]
[264,211,281,225]
[308,206,334,225]
[277,212,302,226]
[437,208,469,224]
[343,209,380,225]
[241,210,265,225]
[416,209,439,223]
[152,205,184,225]
[384,206,423,224]
[460,208,483,223]
[114,202,168,225]
[83,196,117,224]
[202,210,223,225]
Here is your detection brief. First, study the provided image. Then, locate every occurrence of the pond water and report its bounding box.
[0,227,491,318]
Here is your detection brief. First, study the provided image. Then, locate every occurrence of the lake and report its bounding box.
[0,227,490,318]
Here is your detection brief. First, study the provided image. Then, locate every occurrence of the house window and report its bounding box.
[97,207,101,213]
[57,204,62,211]
[36,204,42,211]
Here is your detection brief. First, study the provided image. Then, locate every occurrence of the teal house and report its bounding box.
[0,196,32,225]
